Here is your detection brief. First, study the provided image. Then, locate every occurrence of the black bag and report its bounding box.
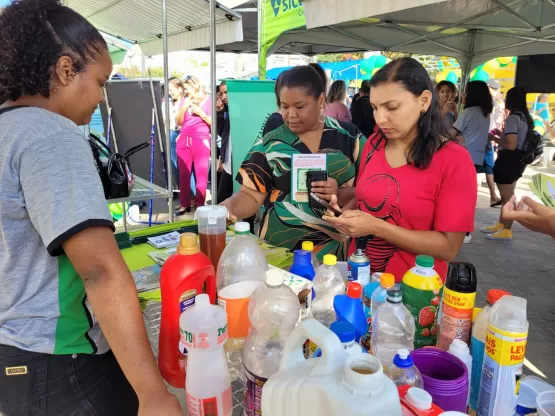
[518,113,543,165]
[88,133,149,199]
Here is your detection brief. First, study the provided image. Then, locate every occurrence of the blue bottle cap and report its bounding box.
[392,349,414,368]
[330,321,356,343]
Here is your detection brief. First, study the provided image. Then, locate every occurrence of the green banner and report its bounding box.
[259,0,306,79]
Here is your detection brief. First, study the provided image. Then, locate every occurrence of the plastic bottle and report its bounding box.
[448,339,472,408]
[290,250,316,281]
[333,282,368,341]
[301,241,319,269]
[469,289,511,412]
[360,272,395,352]
[314,320,364,357]
[477,296,529,416]
[243,269,301,416]
[385,349,424,388]
[261,319,402,416]
[347,239,371,287]
[437,262,477,350]
[158,233,216,388]
[216,221,268,381]
[371,289,416,369]
[398,386,444,415]
[401,255,443,348]
[180,294,232,416]
[515,375,555,415]
[196,205,228,269]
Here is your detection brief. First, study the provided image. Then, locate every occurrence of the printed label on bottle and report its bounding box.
[178,289,197,355]
[218,296,250,339]
[347,263,370,286]
[437,287,476,349]
[187,386,232,416]
[302,339,319,359]
[401,282,442,348]
[469,335,486,412]
[244,366,268,416]
[476,324,527,416]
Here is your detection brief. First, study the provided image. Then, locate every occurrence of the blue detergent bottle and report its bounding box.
[314,320,363,357]
[333,282,368,341]
[290,250,315,280]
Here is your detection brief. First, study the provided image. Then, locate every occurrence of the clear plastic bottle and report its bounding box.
[371,289,416,368]
[385,348,423,388]
[216,221,268,381]
[243,269,301,416]
[302,241,319,269]
[370,273,395,323]
[311,254,346,328]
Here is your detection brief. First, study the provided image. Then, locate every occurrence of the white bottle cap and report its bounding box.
[234,221,250,233]
[397,349,410,360]
[266,269,284,286]
[448,339,470,356]
[406,387,433,410]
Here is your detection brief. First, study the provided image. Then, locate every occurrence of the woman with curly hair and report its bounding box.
[0,0,181,414]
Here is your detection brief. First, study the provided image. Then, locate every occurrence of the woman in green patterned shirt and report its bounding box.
[221,66,366,260]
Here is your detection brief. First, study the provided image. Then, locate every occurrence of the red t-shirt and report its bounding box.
[350,134,477,282]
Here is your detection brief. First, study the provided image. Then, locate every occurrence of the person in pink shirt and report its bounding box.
[324,80,352,123]
[175,76,212,215]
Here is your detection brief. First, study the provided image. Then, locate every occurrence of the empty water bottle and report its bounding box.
[385,348,423,388]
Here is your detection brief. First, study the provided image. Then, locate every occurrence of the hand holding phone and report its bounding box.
[309,192,343,217]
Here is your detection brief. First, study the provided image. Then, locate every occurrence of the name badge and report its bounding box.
[5,366,27,376]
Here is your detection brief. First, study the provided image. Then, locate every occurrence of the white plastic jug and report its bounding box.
[261,319,402,416]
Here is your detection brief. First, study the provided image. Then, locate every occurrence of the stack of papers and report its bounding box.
[148,247,177,266]
[146,232,180,249]
[529,174,555,207]
[132,265,161,292]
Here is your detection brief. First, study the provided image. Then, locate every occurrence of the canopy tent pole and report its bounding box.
[210,0,218,204]
[162,0,173,222]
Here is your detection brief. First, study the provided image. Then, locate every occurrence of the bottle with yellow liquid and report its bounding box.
[401,255,443,348]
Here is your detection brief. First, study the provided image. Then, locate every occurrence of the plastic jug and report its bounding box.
[447,339,472,408]
[371,289,415,368]
[537,391,555,416]
[477,296,529,416]
[399,386,444,415]
[217,221,268,381]
[469,289,510,412]
[438,262,477,350]
[334,282,367,341]
[261,319,402,416]
[243,269,301,416]
[401,255,443,348]
[158,233,216,388]
[385,349,424,388]
[302,241,319,269]
[180,294,232,416]
[196,205,228,269]
[361,272,395,351]
[515,376,555,415]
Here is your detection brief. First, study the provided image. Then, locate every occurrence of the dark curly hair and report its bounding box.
[0,0,107,103]
[370,57,445,169]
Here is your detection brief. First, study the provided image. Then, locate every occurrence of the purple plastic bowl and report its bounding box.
[410,348,469,413]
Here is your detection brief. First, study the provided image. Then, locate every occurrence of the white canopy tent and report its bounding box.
[280,0,555,76]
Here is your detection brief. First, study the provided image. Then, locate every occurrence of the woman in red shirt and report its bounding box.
[324,57,477,282]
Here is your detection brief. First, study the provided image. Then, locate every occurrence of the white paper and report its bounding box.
[146,231,181,249]
[291,153,327,202]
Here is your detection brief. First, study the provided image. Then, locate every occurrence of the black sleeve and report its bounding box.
[262,112,285,136]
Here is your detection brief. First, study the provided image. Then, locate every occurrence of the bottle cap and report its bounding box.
[386,289,402,304]
[415,255,434,268]
[380,273,395,288]
[330,321,356,343]
[234,221,250,234]
[302,241,314,252]
[406,387,432,410]
[392,348,414,368]
[487,289,511,305]
[195,205,228,219]
[323,254,337,266]
[266,269,284,286]
[293,250,311,265]
[448,339,470,357]
[347,282,362,299]
[177,233,200,255]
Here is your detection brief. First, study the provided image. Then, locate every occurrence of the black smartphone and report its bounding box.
[306,170,327,196]
[309,192,343,217]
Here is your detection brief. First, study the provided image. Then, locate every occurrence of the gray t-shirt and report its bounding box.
[453,106,491,165]
[0,107,113,355]
[502,113,528,150]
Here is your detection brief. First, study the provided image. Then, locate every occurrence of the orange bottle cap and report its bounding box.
[381,273,395,288]
[177,233,200,255]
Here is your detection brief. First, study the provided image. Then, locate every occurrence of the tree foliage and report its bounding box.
[316,52,364,63]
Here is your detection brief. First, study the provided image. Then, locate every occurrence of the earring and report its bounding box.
[318,113,326,123]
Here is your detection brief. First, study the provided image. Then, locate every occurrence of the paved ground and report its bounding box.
[463,185,555,381]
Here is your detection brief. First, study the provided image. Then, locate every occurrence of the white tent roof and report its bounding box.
[65,0,244,55]
[283,0,555,71]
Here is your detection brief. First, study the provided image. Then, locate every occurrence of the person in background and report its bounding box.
[482,87,533,241]
[435,80,458,131]
[484,79,503,207]
[543,106,555,146]
[167,77,186,190]
[0,0,182,414]
[503,196,555,238]
[324,57,477,282]
[350,80,376,138]
[216,80,233,202]
[221,65,366,260]
[533,93,550,124]
[175,75,212,215]
[324,80,352,122]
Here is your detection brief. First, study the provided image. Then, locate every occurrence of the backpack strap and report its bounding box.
[363,132,385,169]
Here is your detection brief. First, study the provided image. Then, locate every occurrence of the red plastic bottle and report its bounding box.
[158,232,216,388]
